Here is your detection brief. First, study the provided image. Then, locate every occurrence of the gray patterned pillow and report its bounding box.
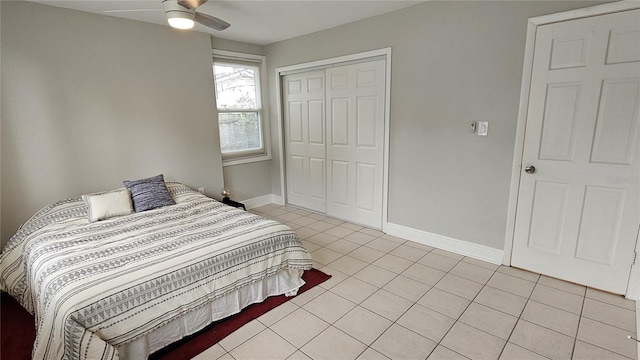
[123,174,175,212]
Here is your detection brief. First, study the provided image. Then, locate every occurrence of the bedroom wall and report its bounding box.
[0,1,225,247]
[264,0,609,251]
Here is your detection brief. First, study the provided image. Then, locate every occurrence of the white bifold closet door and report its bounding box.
[283,70,327,214]
[283,59,386,229]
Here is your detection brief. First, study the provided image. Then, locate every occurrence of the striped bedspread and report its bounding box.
[0,183,312,360]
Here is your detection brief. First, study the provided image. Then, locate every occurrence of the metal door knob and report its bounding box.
[525,165,536,174]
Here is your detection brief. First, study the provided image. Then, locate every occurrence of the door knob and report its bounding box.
[524,165,536,174]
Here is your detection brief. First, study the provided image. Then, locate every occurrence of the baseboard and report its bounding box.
[242,194,284,209]
[386,222,504,265]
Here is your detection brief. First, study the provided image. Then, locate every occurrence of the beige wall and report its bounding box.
[0,2,225,246]
[265,1,608,250]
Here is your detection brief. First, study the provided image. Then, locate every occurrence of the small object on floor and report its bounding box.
[222,196,246,211]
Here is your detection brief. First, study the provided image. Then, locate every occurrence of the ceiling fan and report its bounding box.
[106,0,230,31]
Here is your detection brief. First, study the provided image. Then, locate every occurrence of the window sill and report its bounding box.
[222,153,272,167]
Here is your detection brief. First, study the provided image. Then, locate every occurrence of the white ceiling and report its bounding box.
[30,0,423,45]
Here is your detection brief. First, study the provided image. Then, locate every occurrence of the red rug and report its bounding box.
[0,269,330,360]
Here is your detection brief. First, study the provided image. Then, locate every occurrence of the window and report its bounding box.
[213,51,270,165]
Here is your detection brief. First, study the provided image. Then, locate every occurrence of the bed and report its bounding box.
[0,180,313,360]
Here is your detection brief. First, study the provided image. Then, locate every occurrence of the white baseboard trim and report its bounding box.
[386,222,504,265]
[242,194,284,209]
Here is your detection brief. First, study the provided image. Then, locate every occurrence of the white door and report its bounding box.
[326,60,386,228]
[511,10,640,294]
[283,70,327,213]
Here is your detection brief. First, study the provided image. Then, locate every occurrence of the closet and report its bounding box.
[282,59,386,229]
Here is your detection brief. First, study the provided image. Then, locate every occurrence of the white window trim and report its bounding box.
[212,49,271,166]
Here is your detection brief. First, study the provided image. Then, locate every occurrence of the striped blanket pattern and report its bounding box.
[0,183,312,360]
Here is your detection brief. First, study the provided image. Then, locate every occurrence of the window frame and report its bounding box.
[212,50,271,166]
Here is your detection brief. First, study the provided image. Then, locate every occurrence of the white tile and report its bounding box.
[296,227,320,240]
[397,304,456,343]
[304,290,356,323]
[270,308,330,348]
[380,234,409,244]
[325,239,361,254]
[353,265,398,288]
[301,326,367,360]
[287,350,313,360]
[486,272,535,298]
[520,300,580,337]
[577,317,637,359]
[431,248,464,260]
[307,233,339,247]
[417,287,471,319]
[361,289,414,321]
[328,255,368,275]
[449,262,495,284]
[334,306,393,345]
[530,284,583,315]
[585,287,636,311]
[402,262,446,286]
[373,254,413,274]
[219,319,266,351]
[509,320,574,360]
[290,216,318,227]
[499,343,548,360]
[459,302,517,340]
[317,266,349,289]
[474,286,528,317]
[349,246,386,263]
[582,298,636,332]
[307,221,337,232]
[356,347,390,360]
[331,277,379,304]
[325,226,355,239]
[461,256,499,271]
[341,223,365,231]
[358,227,382,236]
[428,345,470,359]
[310,247,342,265]
[440,322,506,360]
[290,284,326,307]
[382,275,431,302]
[229,328,296,360]
[345,232,377,245]
[389,244,429,262]
[496,265,540,282]
[538,275,586,296]
[572,340,632,360]
[257,300,298,327]
[434,274,483,300]
[366,238,401,253]
[418,252,460,272]
[191,344,226,360]
[371,324,436,360]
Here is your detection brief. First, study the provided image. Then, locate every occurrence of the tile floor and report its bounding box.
[195,204,638,360]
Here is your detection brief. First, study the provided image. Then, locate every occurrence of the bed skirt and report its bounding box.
[118,268,305,359]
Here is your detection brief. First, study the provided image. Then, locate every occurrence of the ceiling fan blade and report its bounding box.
[178,0,207,10]
[103,9,162,13]
[195,12,230,31]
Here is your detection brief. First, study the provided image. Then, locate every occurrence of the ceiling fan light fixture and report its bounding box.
[163,0,196,29]
[167,15,195,29]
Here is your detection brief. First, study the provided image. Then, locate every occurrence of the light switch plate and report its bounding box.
[478,121,488,136]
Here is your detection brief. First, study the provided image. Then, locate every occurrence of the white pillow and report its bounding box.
[82,189,134,222]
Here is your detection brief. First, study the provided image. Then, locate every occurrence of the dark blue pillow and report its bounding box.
[123,174,175,212]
